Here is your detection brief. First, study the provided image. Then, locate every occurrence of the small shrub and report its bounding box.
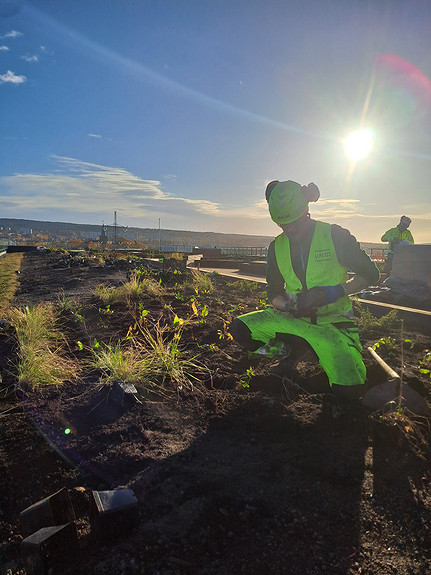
[356,305,398,331]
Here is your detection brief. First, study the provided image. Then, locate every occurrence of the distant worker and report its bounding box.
[229,180,380,412]
[381,216,414,274]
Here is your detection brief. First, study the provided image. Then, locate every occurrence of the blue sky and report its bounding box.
[1,0,430,243]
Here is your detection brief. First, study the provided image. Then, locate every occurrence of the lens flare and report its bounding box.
[343,129,374,161]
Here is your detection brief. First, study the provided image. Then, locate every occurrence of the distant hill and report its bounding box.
[0,218,276,248]
[0,218,387,251]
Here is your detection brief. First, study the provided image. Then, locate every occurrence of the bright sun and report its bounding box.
[343,128,374,161]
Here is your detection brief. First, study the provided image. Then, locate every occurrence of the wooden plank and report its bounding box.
[356,298,431,317]
[199,267,431,317]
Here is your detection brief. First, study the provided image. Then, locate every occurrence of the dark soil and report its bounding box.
[1,251,431,575]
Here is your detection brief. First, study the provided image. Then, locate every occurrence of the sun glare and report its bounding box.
[343,128,374,161]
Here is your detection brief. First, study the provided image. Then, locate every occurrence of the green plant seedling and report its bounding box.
[98,304,113,315]
[240,367,255,389]
[372,337,397,351]
[56,290,78,314]
[228,303,247,314]
[199,304,209,323]
[218,319,233,341]
[418,350,431,378]
[73,311,84,323]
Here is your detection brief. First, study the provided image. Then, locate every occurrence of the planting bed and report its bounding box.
[1,251,431,575]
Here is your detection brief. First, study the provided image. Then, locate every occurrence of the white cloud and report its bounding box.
[21,55,38,62]
[0,70,26,84]
[88,133,102,139]
[0,45,10,52]
[0,156,266,229]
[2,30,23,39]
[319,198,360,204]
[1,156,429,241]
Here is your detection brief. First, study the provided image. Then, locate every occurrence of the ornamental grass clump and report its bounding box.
[0,252,23,311]
[88,316,208,394]
[96,271,164,305]
[86,340,150,385]
[180,269,214,296]
[8,302,79,390]
[137,319,207,391]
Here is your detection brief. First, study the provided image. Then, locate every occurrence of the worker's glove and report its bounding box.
[283,291,298,313]
[296,285,345,317]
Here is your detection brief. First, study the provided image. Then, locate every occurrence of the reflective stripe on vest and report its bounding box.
[274,221,352,319]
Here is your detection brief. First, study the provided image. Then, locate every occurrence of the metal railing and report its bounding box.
[220,246,268,257]
[6,241,386,263]
[159,245,269,257]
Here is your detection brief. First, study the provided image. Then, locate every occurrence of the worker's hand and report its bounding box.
[296,285,345,316]
[283,291,298,312]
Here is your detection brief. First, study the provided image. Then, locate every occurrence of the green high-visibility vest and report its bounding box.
[381,227,414,251]
[274,221,351,320]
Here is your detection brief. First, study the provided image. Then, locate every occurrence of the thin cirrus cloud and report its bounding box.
[0,45,10,51]
[0,156,269,228]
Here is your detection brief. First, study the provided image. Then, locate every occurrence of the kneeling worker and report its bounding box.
[230,180,380,402]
